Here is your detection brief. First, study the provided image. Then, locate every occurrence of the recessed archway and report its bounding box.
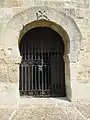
[19,27,66,97]
[19,20,70,55]
[0,6,82,105]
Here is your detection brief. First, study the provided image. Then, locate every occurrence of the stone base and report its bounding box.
[71,80,90,101]
[0,82,19,107]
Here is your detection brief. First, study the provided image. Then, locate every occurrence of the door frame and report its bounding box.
[19,27,66,97]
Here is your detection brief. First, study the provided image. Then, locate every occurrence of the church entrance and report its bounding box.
[19,27,66,97]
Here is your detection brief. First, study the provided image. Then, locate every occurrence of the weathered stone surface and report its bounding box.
[0,0,5,7]
[0,0,90,106]
[0,58,20,82]
[4,0,23,7]
[0,82,19,107]
[0,98,89,120]
[76,9,90,18]
[12,103,85,120]
[1,99,90,120]
[0,108,13,120]
[73,101,90,120]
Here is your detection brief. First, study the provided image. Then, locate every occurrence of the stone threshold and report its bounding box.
[19,97,70,106]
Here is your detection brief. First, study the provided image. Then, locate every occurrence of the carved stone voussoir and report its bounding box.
[36,10,49,20]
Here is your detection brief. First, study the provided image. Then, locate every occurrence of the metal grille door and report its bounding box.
[19,27,66,97]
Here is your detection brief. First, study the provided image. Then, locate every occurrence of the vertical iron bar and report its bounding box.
[38,48,40,90]
[25,41,27,92]
[57,45,60,91]
[44,53,47,91]
[49,52,51,91]
[30,47,32,91]
[46,53,48,90]
[58,54,62,89]
[61,55,63,90]
[21,43,23,91]
[35,44,37,90]
[31,44,33,90]
[28,65,30,91]
[30,66,32,90]
[50,51,53,95]
[55,52,57,91]
[27,43,30,91]
[25,66,27,91]
[47,52,49,90]
[41,42,43,92]
[21,65,23,91]
[19,65,21,90]
[23,66,25,91]
[48,52,51,91]
[45,53,47,91]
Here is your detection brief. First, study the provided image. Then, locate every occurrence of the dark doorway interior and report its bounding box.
[19,27,66,97]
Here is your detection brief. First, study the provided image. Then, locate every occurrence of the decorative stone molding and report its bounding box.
[4,6,81,57]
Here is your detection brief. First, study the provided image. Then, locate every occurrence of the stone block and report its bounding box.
[4,0,23,7]
[76,9,90,18]
[22,0,34,8]
[61,8,75,16]
[0,0,5,7]
[0,82,19,107]
[0,58,20,83]
[0,8,13,22]
[75,3,89,8]
[47,1,65,9]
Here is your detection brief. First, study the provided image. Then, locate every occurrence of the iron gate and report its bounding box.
[19,27,66,97]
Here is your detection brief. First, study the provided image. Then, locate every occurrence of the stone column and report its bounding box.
[63,54,72,101]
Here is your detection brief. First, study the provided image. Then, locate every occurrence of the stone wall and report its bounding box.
[0,0,90,106]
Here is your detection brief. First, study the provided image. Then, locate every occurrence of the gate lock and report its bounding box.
[38,65,43,71]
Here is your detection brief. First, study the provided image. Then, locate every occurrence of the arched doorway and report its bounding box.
[19,27,66,97]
